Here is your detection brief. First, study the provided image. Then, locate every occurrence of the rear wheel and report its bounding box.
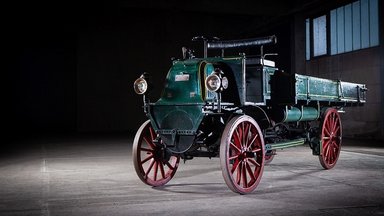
[318,108,342,169]
[133,120,180,186]
[220,115,265,194]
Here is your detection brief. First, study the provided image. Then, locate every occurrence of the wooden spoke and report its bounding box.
[141,154,154,164]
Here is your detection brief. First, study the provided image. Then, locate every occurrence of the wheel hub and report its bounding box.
[239,149,255,160]
[151,146,172,163]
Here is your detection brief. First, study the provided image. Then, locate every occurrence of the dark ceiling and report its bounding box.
[117,0,352,27]
[5,0,353,36]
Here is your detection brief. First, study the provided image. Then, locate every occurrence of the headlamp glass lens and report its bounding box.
[134,78,148,94]
[206,74,221,92]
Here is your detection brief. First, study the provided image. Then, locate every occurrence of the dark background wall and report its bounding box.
[5,0,382,144]
[4,1,292,143]
[5,2,78,142]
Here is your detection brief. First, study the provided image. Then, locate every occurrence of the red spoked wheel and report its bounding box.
[319,108,342,169]
[133,120,180,186]
[220,115,265,194]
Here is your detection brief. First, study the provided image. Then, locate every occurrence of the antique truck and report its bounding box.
[132,35,366,194]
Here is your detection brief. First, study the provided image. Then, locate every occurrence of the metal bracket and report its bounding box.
[156,129,196,136]
[306,77,311,102]
[356,85,368,103]
[338,80,344,100]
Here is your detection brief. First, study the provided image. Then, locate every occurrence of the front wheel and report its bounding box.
[133,120,180,186]
[220,115,265,194]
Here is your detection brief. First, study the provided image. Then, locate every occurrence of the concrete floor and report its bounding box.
[0,135,383,216]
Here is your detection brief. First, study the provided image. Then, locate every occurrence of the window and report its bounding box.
[306,0,379,60]
[330,0,379,55]
[305,15,327,60]
[313,15,327,56]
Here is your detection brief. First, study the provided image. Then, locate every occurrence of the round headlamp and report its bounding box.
[133,77,148,95]
[205,74,221,92]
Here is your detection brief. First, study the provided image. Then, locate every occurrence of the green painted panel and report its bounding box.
[295,74,366,103]
[296,75,339,101]
[156,59,214,105]
[149,59,213,133]
[157,60,201,104]
[151,105,204,131]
